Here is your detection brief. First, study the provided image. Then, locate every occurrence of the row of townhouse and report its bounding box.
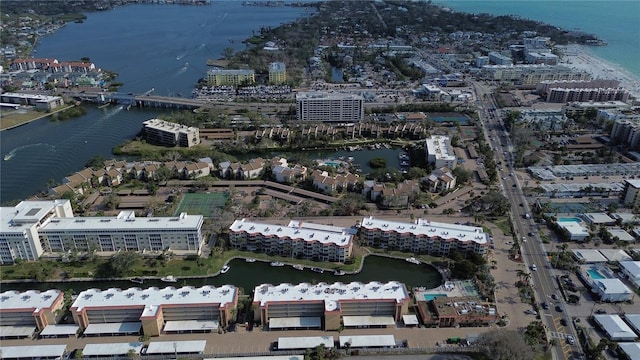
[1,280,411,337]
[271,157,308,183]
[9,58,99,73]
[310,170,360,194]
[362,180,421,209]
[50,160,212,196]
[218,158,266,180]
[0,200,205,264]
[228,219,354,263]
[254,127,290,141]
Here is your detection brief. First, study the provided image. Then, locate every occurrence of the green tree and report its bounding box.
[476,329,535,360]
[108,252,140,277]
[369,157,387,169]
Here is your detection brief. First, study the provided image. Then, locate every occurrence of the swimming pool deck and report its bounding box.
[413,280,479,300]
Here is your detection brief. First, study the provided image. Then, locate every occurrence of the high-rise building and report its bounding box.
[142,118,200,147]
[206,69,255,86]
[425,135,456,169]
[296,92,364,123]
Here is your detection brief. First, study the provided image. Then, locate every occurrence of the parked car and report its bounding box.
[556,305,563,312]
[541,302,549,310]
[531,264,537,271]
[566,335,575,345]
[595,309,607,314]
[560,318,568,326]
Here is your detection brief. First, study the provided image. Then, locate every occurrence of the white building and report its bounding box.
[593,315,638,341]
[622,179,640,208]
[252,281,410,331]
[593,279,633,302]
[296,92,364,123]
[620,261,640,288]
[359,217,489,255]
[571,249,607,263]
[556,220,589,241]
[0,289,65,337]
[0,200,74,264]
[425,135,456,169]
[0,200,204,263]
[618,342,640,360]
[71,285,238,337]
[228,219,353,262]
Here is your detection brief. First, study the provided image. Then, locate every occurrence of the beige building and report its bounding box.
[622,179,640,209]
[142,118,200,147]
[268,62,287,84]
[252,281,410,331]
[0,290,65,337]
[206,69,255,86]
[71,286,237,337]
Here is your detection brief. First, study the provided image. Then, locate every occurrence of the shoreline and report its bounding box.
[558,44,640,99]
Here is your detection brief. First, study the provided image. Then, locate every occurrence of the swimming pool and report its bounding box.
[558,217,582,223]
[424,293,447,301]
[324,161,340,167]
[587,269,605,280]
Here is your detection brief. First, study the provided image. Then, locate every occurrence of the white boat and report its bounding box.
[292,264,304,271]
[245,258,256,263]
[161,275,178,283]
[333,270,346,276]
[3,153,14,161]
[406,257,421,265]
[311,267,324,274]
[221,265,230,274]
[130,277,144,284]
[270,261,285,267]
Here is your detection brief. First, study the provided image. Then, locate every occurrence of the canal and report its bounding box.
[1,255,442,294]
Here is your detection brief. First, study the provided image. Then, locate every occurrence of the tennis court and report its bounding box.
[174,192,229,217]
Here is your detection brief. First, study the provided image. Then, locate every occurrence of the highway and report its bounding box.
[473,81,582,360]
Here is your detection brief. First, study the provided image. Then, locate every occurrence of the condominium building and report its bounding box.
[252,281,410,331]
[425,135,456,169]
[546,87,629,103]
[296,92,364,123]
[0,200,74,264]
[359,216,489,255]
[0,200,205,263]
[0,290,64,338]
[228,219,353,262]
[611,119,640,150]
[622,179,640,209]
[71,285,237,337]
[206,69,255,86]
[536,79,620,97]
[488,51,512,66]
[268,62,287,85]
[479,64,591,85]
[142,118,200,147]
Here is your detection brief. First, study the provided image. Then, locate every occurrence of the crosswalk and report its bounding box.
[549,331,570,339]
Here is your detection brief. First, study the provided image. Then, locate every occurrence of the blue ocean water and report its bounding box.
[432,1,640,77]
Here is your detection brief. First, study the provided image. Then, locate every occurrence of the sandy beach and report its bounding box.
[558,44,640,99]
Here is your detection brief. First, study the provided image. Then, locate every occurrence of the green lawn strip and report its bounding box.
[494,217,513,235]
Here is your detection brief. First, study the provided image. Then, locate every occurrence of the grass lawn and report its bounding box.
[494,217,513,236]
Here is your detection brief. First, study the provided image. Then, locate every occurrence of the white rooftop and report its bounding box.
[620,262,640,279]
[83,342,143,356]
[287,220,358,236]
[581,213,616,224]
[611,213,640,224]
[425,135,456,162]
[626,179,640,188]
[572,249,607,263]
[72,285,237,315]
[0,289,62,311]
[595,279,632,295]
[0,326,35,338]
[339,335,396,348]
[594,315,637,340]
[277,336,334,350]
[43,211,202,232]
[403,314,419,325]
[40,324,79,337]
[0,200,69,234]
[624,314,640,335]
[84,322,141,335]
[618,342,640,359]
[0,345,66,359]
[253,281,409,308]
[608,228,636,242]
[296,91,364,101]
[207,357,303,360]
[361,216,488,245]
[557,221,589,238]
[230,219,352,247]
[146,340,207,355]
[599,249,633,262]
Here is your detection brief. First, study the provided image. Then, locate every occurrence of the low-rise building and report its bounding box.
[593,315,638,341]
[0,290,64,338]
[359,217,489,256]
[417,296,499,328]
[426,167,457,193]
[71,286,237,337]
[252,281,410,331]
[228,219,353,262]
[620,261,640,288]
[0,92,64,111]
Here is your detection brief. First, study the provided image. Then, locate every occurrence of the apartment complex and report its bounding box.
[252,281,410,331]
[359,216,489,255]
[268,62,287,84]
[479,64,591,85]
[0,290,64,337]
[206,69,255,86]
[228,219,353,262]
[546,87,629,103]
[71,286,237,337]
[0,200,73,264]
[296,92,364,123]
[622,179,640,209]
[425,135,456,169]
[142,118,200,147]
[0,200,204,263]
[611,119,640,150]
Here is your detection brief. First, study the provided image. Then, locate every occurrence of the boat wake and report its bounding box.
[173,62,189,77]
[175,43,206,61]
[4,143,56,161]
[101,105,124,120]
